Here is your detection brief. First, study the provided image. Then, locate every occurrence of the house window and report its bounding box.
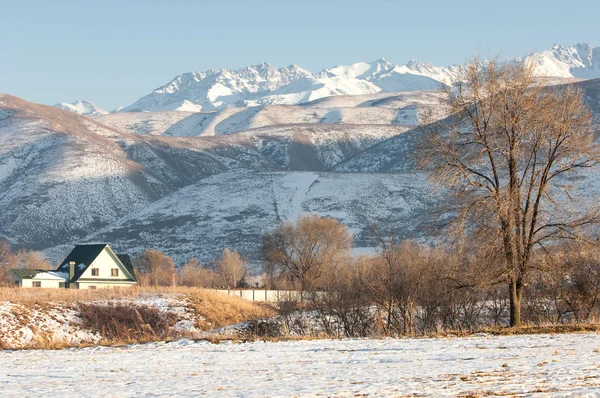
[88,286,97,290]
[14,281,20,287]
[59,282,67,288]
[32,281,41,288]
[111,268,119,277]
[91,268,99,276]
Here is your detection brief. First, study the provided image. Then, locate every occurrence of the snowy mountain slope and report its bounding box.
[122,43,600,113]
[92,111,195,135]
[0,95,413,252]
[158,91,447,137]
[76,170,437,264]
[325,58,457,92]
[566,77,600,115]
[162,106,412,137]
[54,99,108,115]
[338,77,600,174]
[0,95,163,248]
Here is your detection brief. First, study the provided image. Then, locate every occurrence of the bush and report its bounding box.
[240,319,285,338]
[78,303,177,342]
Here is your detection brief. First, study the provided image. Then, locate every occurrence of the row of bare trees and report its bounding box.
[260,214,600,336]
[133,248,249,288]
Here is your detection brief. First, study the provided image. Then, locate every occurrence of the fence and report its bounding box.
[214,289,325,303]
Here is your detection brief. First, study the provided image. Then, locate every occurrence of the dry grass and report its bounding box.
[478,323,600,335]
[0,286,165,305]
[187,289,275,330]
[0,287,276,349]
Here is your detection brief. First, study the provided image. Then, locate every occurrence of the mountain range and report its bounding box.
[112,43,599,113]
[3,43,599,266]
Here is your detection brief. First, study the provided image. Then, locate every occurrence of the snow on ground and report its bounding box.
[0,302,100,348]
[277,172,319,221]
[0,295,202,349]
[92,111,195,135]
[1,333,600,396]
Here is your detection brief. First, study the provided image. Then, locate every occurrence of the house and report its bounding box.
[11,244,137,289]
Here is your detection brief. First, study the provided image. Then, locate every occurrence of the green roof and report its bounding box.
[12,269,45,279]
[11,269,67,280]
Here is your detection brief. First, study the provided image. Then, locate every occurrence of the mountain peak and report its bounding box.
[54,99,108,116]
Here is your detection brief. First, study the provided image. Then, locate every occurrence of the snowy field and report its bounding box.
[2,333,600,397]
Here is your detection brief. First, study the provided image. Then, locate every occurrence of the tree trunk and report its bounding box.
[509,278,523,327]
[386,299,393,336]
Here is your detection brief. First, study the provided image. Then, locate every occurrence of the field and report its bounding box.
[1,333,600,396]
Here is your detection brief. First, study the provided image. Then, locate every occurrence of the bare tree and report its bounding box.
[0,241,52,285]
[261,214,353,292]
[134,249,177,287]
[419,58,599,326]
[14,250,52,270]
[0,240,16,286]
[216,249,248,288]
[179,257,217,287]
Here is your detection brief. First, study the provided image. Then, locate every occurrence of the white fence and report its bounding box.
[215,289,325,303]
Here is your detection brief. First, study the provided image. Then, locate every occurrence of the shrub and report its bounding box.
[78,303,177,342]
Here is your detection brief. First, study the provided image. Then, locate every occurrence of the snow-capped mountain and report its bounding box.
[121,63,316,112]
[121,59,454,113]
[122,43,600,113]
[524,43,600,79]
[54,99,108,115]
[2,74,600,264]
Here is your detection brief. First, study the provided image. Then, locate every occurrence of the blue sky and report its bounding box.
[2,0,599,110]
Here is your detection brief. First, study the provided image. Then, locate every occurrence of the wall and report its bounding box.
[79,247,132,281]
[215,289,324,303]
[15,278,65,289]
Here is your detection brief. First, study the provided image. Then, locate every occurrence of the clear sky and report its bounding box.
[2,0,599,111]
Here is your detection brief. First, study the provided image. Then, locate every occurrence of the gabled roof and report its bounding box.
[12,269,68,280]
[56,244,108,281]
[12,269,45,279]
[116,254,137,282]
[55,244,137,283]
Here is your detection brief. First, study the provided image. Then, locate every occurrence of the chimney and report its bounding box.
[69,261,75,281]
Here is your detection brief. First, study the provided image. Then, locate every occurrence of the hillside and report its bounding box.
[0,94,414,261]
[2,76,600,266]
[94,90,446,137]
[70,170,436,264]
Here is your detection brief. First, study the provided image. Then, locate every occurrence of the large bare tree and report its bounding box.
[261,214,352,292]
[216,249,248,288]
[419,59,600,326]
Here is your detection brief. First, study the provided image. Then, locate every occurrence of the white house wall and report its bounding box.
[14,278,65,289]
[79,248,131,281]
